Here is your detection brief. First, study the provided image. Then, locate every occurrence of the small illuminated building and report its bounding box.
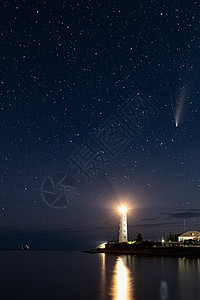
[118,206,128,243]
[178,231,200,242]
[97,242,107,249]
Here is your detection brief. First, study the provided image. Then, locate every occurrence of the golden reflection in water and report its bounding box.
[100,253,107,300]
[111,256,133,300]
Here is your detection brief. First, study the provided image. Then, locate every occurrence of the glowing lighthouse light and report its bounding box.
[119,205,127,214]
[118,206,128,243]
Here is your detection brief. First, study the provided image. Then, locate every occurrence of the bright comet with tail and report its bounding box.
[175,87,188,127]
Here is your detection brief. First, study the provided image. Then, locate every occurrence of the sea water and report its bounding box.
[0,251,199,300]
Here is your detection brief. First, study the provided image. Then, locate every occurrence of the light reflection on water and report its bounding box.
[99,254,200,300]
[160,280,168,300]
[178,258,200,300]
[100,253,106,300]
[99,254,134,300]
[1,251,200,299]
[110,256,134,300]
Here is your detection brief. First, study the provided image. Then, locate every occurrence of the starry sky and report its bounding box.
[1,0,200,250]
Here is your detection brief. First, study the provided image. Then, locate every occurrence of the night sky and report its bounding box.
[1,0,200,250]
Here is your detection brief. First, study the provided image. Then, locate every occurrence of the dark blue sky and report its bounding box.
[1,0,200,249]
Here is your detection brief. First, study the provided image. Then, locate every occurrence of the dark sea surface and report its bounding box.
[0,251,200,300]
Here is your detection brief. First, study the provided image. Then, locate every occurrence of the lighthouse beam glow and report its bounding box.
[119,205,127,214]
[118,206,128,243]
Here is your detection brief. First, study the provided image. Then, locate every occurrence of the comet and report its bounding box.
[175,87,188,127]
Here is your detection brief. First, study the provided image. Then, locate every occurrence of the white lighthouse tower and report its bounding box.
[118,205,128,243]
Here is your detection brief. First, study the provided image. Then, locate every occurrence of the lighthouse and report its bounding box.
[118,205,128,243]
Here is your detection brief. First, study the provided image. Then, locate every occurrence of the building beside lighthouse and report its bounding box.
[118,205,128,243]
